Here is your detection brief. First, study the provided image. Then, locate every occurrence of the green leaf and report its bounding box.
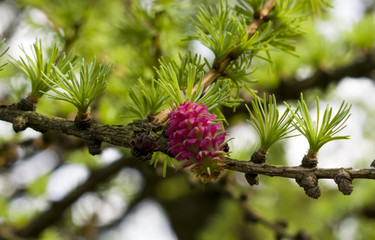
[155,55,233,113]
[125,78,169,119]
[43,57,112,113]
[247,91,295,152]
[190,2,251,61]
[150,152,177,178]
[12,39,78,98]
[285,93,351,154]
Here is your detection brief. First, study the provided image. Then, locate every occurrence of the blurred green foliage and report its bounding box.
[0,0,375,240]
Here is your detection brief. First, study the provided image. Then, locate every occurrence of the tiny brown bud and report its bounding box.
[17,95,39,111]
[305,186,321,199]
[131,132,158,161]
[86,139,102,155]
[301,154,318,168]
[253,11,261,20]
[13,115,28,133]
[296,174,321,199]
[263,14,272,22]
[251,150,267,164]
[334,169,353,195]
[75,112,92,130]
[245,173,259,186]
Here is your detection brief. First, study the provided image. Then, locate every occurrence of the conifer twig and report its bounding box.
[153,0,276,123]
[224,158,375,180]
[1,105,375,186]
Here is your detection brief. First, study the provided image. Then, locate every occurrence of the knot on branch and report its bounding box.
[12,115,28,133]
[17,95,39,111]
[251,150,267,164]
[262,14,272,23]
[301,154,318,168]
[245,150,267,186]
[296,173,321,199]
[129,118,169,161]
[145,115,164,132]
[245,173,259,186]
[253,11,261,20]
[131,131,159,161]
[86,139,102,155]
[334,169,353,195]
[75,112,92,130]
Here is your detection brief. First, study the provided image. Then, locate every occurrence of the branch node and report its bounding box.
[296,174,321,199]
[263,14,272,22]
[301,154,318,168]
[246,150,267,186]
[251,150,267,164]
[12,115,28,133]
[334,169,353,195]
[212,60,221,70]
[245,173,259,186]
[75,112,92,130]
[131,132,158,161]
[146,115,164,132]
[17,95,39,111]
[86,139,102,155]
[253,11,261,20]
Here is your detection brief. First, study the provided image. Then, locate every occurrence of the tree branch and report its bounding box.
[153,0,276,123]
[0,105,169,158]
[274,51,375,102]
[224,158,375,179]
[2,103,375,197]
[224,158,375,198]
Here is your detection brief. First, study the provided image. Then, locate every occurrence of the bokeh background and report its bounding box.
[1,0,375,239]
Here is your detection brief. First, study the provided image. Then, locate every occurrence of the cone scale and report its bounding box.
[166,102,227,182]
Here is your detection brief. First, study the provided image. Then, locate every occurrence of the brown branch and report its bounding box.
[1,104,375,184]
[153,0,276,123]
[2,101,375,198]
[224,158,375,179]
[224,158,375,198]
[15,156,134,238]
[246,0,275,37]
[273,51,375,102]
[0,105,169,158]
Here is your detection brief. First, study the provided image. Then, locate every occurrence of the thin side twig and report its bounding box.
[224,158,375,180]
[153,0,276,123]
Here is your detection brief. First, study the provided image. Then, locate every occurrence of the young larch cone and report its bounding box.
[166,102,227,182]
